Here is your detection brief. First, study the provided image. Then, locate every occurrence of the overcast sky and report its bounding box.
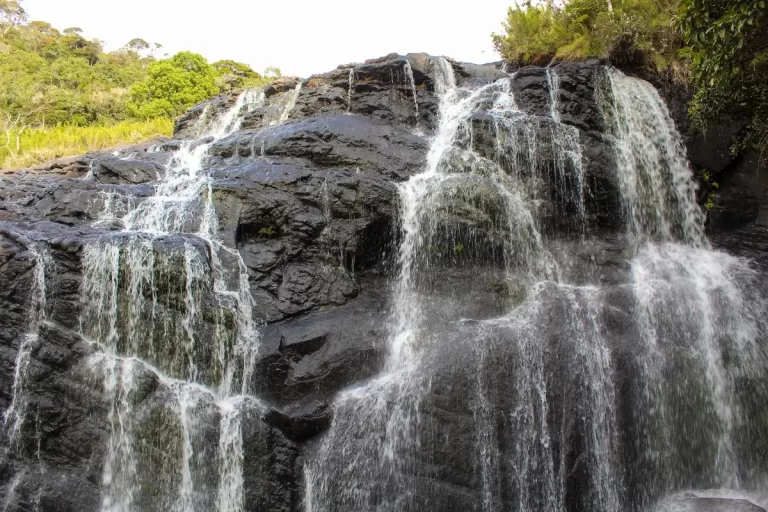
[24,0,512,77]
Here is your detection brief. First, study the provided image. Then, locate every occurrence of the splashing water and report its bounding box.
[304,61,768,512]
[305,56,588,511]
[601,68,704,246]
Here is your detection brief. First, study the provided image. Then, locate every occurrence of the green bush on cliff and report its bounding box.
[494,0,767,158]
[492,0,681,71]
[678,0,767,157]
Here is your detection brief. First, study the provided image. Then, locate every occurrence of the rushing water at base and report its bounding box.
[304,62,768,512]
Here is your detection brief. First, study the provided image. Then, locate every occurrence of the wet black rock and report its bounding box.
[264,400,333,443]
[1,53,766,512]
[252,282,389,403]
[211,114,428,181]
[655,494,767,512]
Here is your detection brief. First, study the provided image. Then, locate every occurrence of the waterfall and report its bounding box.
[4,244,50,450]
[545,67,561,123]
[6,54,767,512]
[602,68,704,246]
[403,61,420,121]
[304,56,585,511]
[304,62,768,512]
[346,68,355,114]
[279,82,303,123]
[600,69,768,505]
[77,88,270,512]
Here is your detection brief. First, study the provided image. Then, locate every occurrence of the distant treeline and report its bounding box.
[0,0,280,168]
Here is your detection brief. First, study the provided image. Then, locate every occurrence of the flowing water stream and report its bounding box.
[77,89,268,512]
[4,56,767,512]
[303,60,768,512]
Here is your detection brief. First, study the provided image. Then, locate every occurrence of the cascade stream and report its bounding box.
[81,89,269,512]
[303,59,768,512]
[1,54,767,512]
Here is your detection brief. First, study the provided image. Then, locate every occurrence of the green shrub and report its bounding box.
[678,0,767,157]
[492,0,681,70]
[127,52,219,119]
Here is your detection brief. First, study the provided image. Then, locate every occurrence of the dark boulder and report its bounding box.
[263,400,333,443]
[211,114,428,182]
[655,493,767,512]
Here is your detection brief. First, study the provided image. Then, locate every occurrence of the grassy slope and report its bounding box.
[0,118,174,170]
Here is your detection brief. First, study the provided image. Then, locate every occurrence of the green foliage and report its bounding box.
[0,1,282,167]
[0,0,27,33]
[493,0,766,158]
[264,66,282,78]
[492,0,681,70]
[678,0,767,156]
[257,226,276,237]
[0,15,155,126]
[212,59,270,92]
[698,169,719,210]
[127,51,219,119]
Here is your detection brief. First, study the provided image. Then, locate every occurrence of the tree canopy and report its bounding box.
[0,1,279,129]
[0,0,282,167]
[127,51,219,119]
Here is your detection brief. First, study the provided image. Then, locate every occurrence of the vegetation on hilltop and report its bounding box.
[493,0,767,158]
[0,0,279,168]
[492,0,682,71]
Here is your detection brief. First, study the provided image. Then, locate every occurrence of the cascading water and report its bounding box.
[346,68,355,114]
[601,69,704,246]
[5,53,767,512]
[304,61,768,512]
[279,82,303,123]
[403,61,420,121]
[77,88,270,512]
[3,244,50,450]
[304,56,584,511]
[602,68,768,507]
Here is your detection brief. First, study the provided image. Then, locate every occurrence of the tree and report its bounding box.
[264,66,281,78]
[213,59,266,91]
[127,51,219,119]
[0,0,26,34]
[126,38,149,52]
[63,27,82,34]
[679,0,768,157]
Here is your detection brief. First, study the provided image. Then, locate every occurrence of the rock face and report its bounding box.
[654,493,767,512]
[0,52,767,512]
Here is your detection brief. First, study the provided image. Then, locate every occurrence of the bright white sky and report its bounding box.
[24,0,512,77]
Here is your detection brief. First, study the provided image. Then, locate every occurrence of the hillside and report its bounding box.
[0,0,278,168]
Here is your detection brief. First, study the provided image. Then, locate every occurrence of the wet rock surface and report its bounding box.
[0,53,766,512]
[654,493,767,512]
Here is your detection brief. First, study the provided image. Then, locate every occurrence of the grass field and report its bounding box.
[1,118,174,170]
